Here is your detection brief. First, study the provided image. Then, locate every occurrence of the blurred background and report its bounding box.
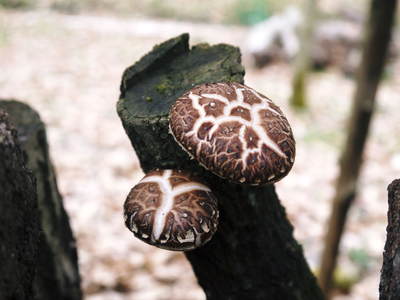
[0,0,399,299]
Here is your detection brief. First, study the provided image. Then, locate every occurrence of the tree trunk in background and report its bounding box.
[117,33,324,300]
[0,100,82,300]
[289,0,317,109]
[318,0,398,297]
[380,179,400,300]
[0,110,40,300]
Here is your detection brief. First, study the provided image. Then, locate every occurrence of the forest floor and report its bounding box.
[1,8,400,300]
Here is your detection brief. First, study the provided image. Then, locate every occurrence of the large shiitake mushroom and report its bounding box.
[169,82,296,185]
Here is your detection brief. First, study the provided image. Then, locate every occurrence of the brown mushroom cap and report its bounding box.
[169,82,295,185]
[124,169,219,251]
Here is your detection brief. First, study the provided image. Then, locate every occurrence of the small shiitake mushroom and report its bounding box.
[124,169,218,251]
[169,82,296,185]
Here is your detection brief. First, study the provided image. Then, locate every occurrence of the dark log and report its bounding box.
[117,33,323,300]
[0,100,82,300]
[318,0,398,297]
[0,110,40,300]
[380,179,400,300]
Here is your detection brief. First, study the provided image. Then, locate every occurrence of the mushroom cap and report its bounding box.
[124,169,219,251]
[169,82,296,185]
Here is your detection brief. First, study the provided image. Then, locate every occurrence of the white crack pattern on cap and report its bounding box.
[169,82,296,185]
[124,170,219,251]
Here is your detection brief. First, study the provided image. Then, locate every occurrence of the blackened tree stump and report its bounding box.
[0,100,82,300]
[0,110,40,300]
[380,179,400,300]
[117,34,323,300]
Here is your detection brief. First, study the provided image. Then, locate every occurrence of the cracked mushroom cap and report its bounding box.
[124,169,219,251]
[169,82,295,185]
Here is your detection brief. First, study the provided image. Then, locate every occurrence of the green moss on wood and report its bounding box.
[155,77,174,95]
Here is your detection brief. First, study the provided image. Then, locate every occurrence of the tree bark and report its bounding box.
[0,100,82,300]
[318,0,398,297]
[117,33,323,300]
[380,179,400,300]
[0,110,40,300]
[289,0,317,109]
